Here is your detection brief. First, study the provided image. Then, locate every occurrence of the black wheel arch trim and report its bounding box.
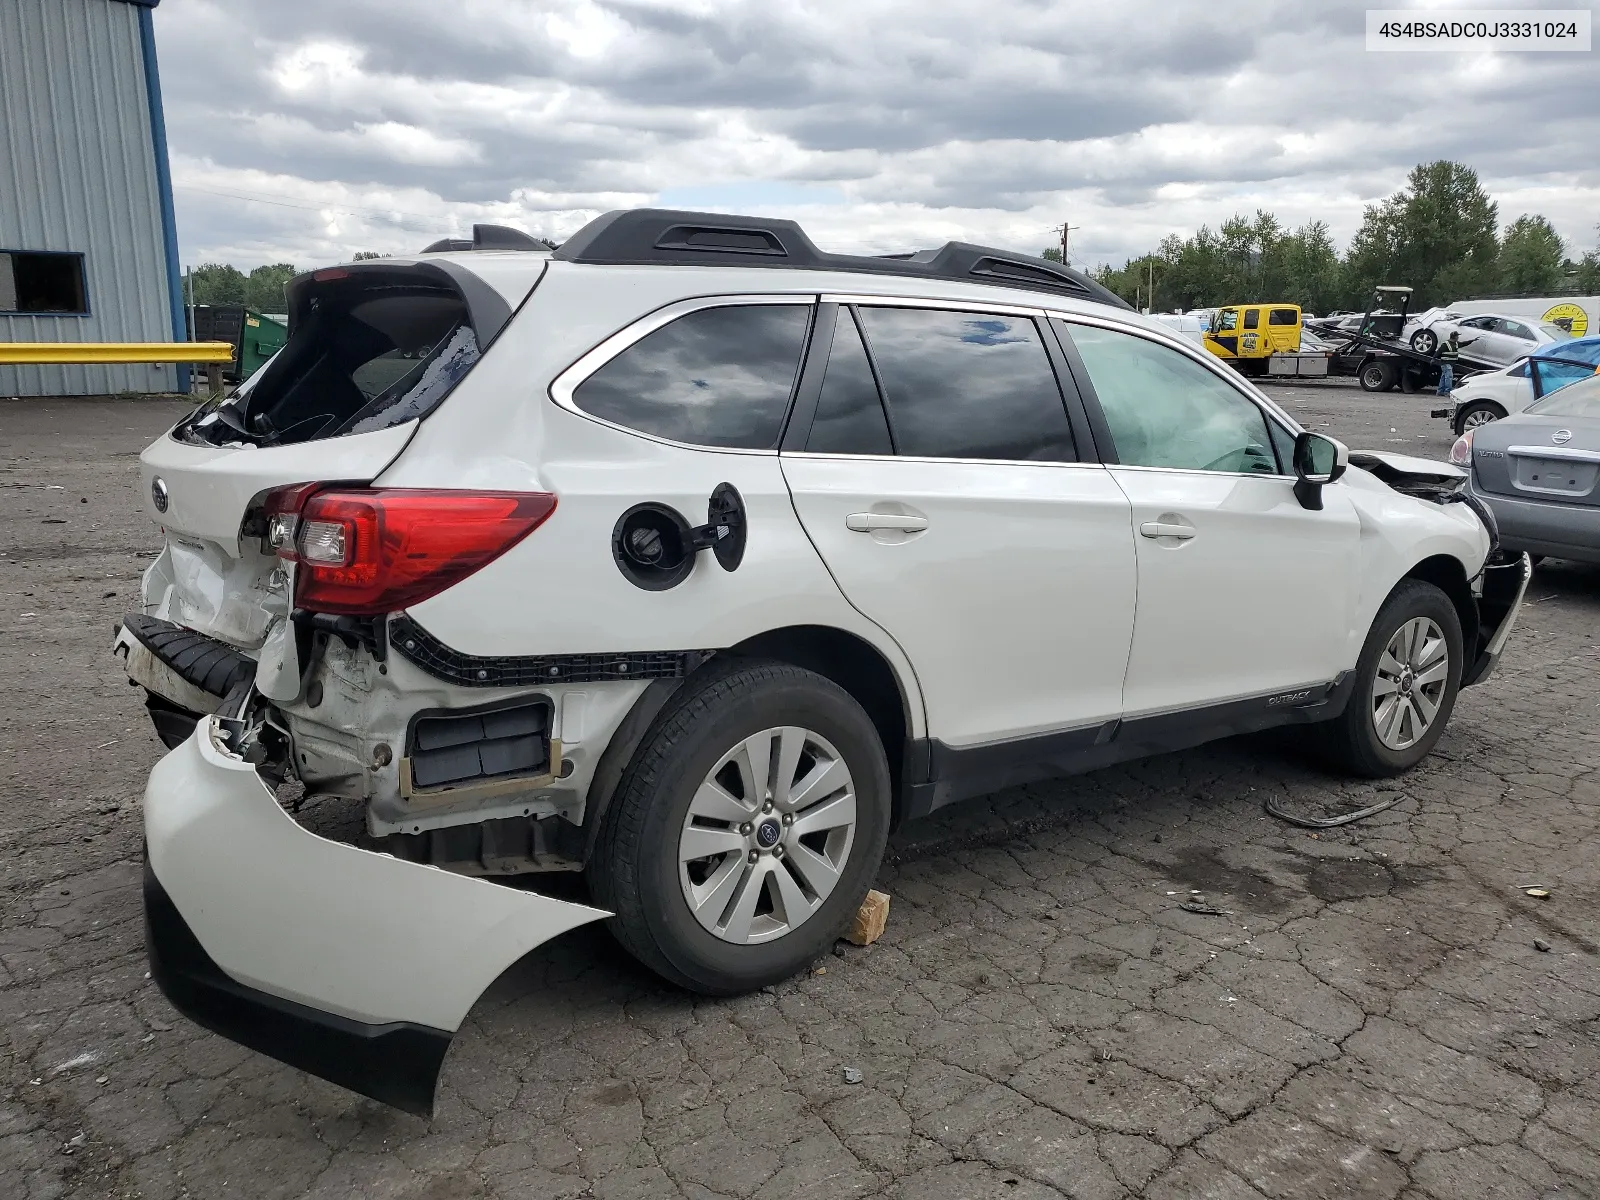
[144,861,449,1117]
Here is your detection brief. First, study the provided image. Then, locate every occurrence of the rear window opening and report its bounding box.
[174,266,491,448]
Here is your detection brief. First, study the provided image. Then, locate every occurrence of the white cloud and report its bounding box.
[153,0,1600,271]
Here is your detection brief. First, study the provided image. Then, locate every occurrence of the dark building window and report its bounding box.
[0,251,88,315]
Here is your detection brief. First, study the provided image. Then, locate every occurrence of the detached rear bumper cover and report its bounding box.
[1462,552,1533,688]
[143,719,608,1114]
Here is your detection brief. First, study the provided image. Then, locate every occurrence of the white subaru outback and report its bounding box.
[122,210,1530,1114]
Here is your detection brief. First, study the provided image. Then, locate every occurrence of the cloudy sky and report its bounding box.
[153,0,1600,272]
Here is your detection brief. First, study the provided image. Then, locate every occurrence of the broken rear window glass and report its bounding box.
[173,272,482,447]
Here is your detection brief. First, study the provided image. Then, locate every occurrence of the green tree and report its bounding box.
[352,250,383,261]
[1040,247,1064,263]
[1343,161,1499,306]
[189,262,246,305]
[245,263,297,313]
[1496,215,1565,295]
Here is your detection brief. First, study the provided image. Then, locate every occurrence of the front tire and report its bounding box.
[1317,580,1463,777]
[1410,328,1438,355]
[1454,401,1505,435]
[589,659,890,995]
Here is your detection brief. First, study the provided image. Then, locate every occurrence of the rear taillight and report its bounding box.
[264,487,556,616]
[1449,430,1474,466]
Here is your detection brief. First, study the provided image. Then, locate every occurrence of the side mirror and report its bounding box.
[1292,432,1348,510]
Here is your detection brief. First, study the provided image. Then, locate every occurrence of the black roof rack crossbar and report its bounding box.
[420,224,554,254]
[551,209,1130,309]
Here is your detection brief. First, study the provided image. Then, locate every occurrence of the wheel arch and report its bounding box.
[726,624,918,823]
[1402,554,1478,657]
[581,624,924,853]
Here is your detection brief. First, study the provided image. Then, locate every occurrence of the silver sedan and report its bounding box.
[1456,374,1600,564]
[1412,313,1571,365]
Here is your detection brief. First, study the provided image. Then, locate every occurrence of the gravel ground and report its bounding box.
[2,381,1598,1200]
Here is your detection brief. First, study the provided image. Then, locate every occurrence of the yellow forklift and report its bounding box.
[1203,303,1306,375]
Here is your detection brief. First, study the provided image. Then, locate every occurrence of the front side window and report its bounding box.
[1215,309,1239,332]
[573,304,810,449]
[806,309,893,455]
[856,307,1075,462]
[1063,321,1279,475]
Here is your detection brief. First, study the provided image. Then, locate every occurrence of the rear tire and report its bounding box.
[1359,360,1397,392]
[1316,580,1463,778]
[588,658,890,995]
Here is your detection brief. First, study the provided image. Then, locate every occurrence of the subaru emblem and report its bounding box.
[1552,429,1573,445]
[151,476,169,513]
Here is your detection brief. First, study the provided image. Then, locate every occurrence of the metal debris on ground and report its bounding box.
[1179,901,1234,916]
[1524,887,1551,898]
[1265,791,1406,828]
[1534,938,1553,952]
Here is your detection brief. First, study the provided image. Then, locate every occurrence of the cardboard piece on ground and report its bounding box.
[846,890,890,946]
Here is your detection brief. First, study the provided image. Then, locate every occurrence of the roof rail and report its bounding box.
[550,209,1130,309]
[420,224,553,254]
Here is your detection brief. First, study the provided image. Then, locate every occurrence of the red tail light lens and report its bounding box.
[284,489,556,616]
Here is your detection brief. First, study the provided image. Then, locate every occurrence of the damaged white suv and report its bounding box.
[123,210,1530,1115]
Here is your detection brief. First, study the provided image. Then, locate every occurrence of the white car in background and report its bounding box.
[1409,312,1571,364]
[1446,359,1537,432]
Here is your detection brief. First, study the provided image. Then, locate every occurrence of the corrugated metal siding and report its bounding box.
[0,0,178,396]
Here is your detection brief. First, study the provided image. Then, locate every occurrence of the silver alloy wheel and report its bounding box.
[1371,616,1449,751]
[678,726,857,945]
[1460,407,1499,430]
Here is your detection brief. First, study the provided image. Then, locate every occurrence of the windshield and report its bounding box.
[173,274,480,448]
[1528,372,1600,416]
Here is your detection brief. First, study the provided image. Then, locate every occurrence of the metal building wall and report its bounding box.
[0,0,179,396]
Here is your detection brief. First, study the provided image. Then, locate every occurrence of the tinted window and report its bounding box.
[857,308,1074,461]
[1528,374,1600,417]
[1502,320,1534,341]
[573,305,809,449]
[1064,322,1279,474]
[807,309,893,455]
[1269,308,1298,326]
[1243,309,1260,330]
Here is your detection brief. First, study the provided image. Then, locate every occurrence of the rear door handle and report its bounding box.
[847,513,928,533]
[1139,521,1195,540]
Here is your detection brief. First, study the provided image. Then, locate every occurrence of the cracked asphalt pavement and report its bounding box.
[3,383,1598,1199]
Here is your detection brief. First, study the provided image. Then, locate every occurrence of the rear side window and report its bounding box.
[856,307,1075,462]
[1243,309,1260,330]
[1269,308,1298,326]
[574,305,810,449]
[806,309,893,455]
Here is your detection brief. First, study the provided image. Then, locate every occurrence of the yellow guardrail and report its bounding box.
[0,341,236,365]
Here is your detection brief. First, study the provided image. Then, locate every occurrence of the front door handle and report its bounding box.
[847,513,928,533]
[1139,521,1196,540]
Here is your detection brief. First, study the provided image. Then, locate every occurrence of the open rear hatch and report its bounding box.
[121,259,534,725]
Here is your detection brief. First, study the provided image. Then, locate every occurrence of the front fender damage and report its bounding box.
[143,718,609,1114]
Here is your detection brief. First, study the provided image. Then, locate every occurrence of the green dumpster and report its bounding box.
[190,305,288,382]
